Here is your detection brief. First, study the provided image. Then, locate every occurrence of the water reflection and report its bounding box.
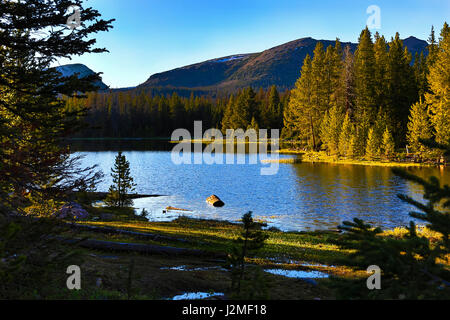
[73,141,449,232]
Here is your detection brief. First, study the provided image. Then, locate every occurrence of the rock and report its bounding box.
[206,195,225,207]
[54,202,89,220]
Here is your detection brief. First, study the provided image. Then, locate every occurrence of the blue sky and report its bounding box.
[56,0,450,88]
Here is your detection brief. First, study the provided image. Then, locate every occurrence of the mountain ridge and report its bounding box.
[138,36,428,94]
[58,36,429,95]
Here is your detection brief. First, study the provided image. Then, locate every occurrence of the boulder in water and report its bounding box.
[206,195,225,207]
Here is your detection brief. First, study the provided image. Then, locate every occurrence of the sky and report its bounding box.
[56,0,450,88]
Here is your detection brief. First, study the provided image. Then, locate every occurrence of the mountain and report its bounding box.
[54,63,108,90]
[139,36,428,94]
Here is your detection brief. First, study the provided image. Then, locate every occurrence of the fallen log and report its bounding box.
[67,223,192,244]
[206,195,225,207]
[56,236,226,259]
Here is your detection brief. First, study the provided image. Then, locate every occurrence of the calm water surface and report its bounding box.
[74,141,449,232]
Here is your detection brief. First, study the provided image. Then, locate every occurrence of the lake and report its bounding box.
[73,141,449,232]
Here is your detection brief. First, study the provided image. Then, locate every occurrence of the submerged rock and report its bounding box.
[206,195,225,207]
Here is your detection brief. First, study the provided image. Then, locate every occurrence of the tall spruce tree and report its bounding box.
[425,23,450,146]
[381,127,395,160]
[407,100,433,156]
[354,28,377,123]
[321,105,344,156]
[283,55,318,148]
[385,33,418,146]
[365,127,379,160]
[336,46,356,116]
[105,152,136,208]
[338,112,354,157]
[373,33,389,111]
[0,0,112,214]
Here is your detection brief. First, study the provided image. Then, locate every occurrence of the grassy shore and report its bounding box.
[47,202,448,300]
[273,149,441,167]
[61,215,352,300]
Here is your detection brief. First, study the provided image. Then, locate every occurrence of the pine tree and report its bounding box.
[263,85,281,130]
[427,26,439,68]
[230,88,258,130]
[382,127,396,160]
[365,127,379,160]
[338,112,354,157]
[283,55,319,149]
[373,33,389,111]
[354,111,371,158]
[385,33,418,145]
[321,105,344,155]
[221,95,235,132]
[0,0,112,214]
[354,28,377,123]
[226,212,269,299]
[425,22,450,146]
[336,46,356,116]
[325,40,343,107]
[311,42,329,117]
[105,152,136,207]
[407,100,432,156]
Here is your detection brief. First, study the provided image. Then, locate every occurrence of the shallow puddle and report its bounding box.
[264,269,329,279]
[171,292,225,300]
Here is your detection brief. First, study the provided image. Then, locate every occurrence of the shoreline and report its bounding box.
[272,149,447,168]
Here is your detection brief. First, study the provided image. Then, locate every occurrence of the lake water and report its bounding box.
[73,141,449,232]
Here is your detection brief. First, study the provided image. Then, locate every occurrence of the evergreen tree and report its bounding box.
[338,112,354,157]
[425,23,450,146]
[354,111,371,158]
[221,95,235,132]
[226,212,269,299]
[354,28,377,123]
[261,85,281,130]
[373,33,389,111]
[283,55,319,148]
[427,26,439,68]
[311,42,329,117]
[407,100,433,156]
[325,40,343,108]
[105,152,136,207]
[382,127,396,160]
[365,127,379,160]
[230,88,258,130]
[385,33,418,145]
[321,105,344,155]
[0,0,112,214]
[337,46,356,116]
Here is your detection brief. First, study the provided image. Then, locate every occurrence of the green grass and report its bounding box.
[76,216,351,268]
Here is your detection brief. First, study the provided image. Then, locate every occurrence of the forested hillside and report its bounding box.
[66,25,449,163]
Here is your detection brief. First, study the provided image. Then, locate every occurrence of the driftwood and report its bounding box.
[206,195,225,207]
[56,236,226,258]
[165,206,192,212]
